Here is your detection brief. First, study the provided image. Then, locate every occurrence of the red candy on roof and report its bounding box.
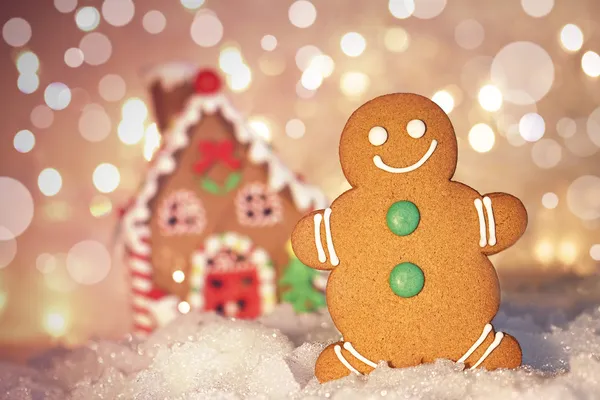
[194,69,221,95]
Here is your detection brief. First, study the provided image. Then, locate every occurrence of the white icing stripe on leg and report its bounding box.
[483,197,496,246]
[470,332,504,369]
[474,199,487,247]
[458,323,493,363]
[334,344,361,375]
[343,342,378,368]
[324,208,340,266]
[313,213,327,263]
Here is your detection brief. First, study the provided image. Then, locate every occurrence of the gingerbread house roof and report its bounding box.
[121,69,329,257]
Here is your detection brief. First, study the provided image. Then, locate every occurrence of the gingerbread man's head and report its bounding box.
[339,93,458,188]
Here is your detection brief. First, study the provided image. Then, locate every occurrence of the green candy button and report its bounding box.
[386,201,420,236]
[389,262,424,298]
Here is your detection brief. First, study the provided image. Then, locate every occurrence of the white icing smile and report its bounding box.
[373,140,438,173]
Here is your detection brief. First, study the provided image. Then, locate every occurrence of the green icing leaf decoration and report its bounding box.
[224,172,242,192]
[200,178,221,195]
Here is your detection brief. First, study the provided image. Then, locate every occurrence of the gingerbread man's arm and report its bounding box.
[291,208,340,271]
[473,192,528,256]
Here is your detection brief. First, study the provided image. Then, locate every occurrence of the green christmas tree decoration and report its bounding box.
[280,255,326,313]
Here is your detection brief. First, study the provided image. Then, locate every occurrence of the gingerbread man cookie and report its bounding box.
[291,93,527,383]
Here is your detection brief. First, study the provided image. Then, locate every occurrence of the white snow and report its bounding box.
[2,302,600,399]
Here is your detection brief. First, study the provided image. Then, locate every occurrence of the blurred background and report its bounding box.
[0,0,599,362]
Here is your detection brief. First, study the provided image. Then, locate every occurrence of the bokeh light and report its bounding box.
[98,74,126,102]
[178,301,191,314]
[54,0,77,13]
[301,68,323,90]
[288,0,317,28]
[75,6,101,32]
[190,11,223,47]
[340,71,369,97]
[491,41,554,105]
[64,48,84,68]
[455,19,484,50]
[90,195,113,218]
[13,130,35,153]
[581,51,600,78]
[286,119,306,139]
[43,311,69,338]
[560,24,583,52]
[534,240,554,264]
[118,120,145,145]
[143,10,167,34]
[531,138,562,169]
[384,27,410,53]
[80,32,113,65]
[2,17,32,47]
[226,64,252,92]
[79,105,112,142]
[66,240,112,285]
[557,240,578,265]
[468,123,495,153]
[432,90,454,114]
[0,177,35,240]
[340,32,366,57]
[30,105,54,129]
[219,47,244,75]
[261,35,277,51]
[16,51,39,74]
[143,123,161,161]
[563,118,599,158]
[541,192,559,209]
[308,55,335,78]
[521,0,554,18]
[93,163,121,194]
[295,45,321,71]
[587,106,600,147]
[557,117,576,138]
[0,234,17,269]
[590,244,600,261]
[36,253,57,274]
[519,113,545,142]
[388,0,415,19]
[181,0,205,10]
[17,74,39,94]
[38,168,63,197]
[44,83,72,111]
[172,270,185,283]
[122,98,148,122]
[412,0,447,19]
[566,175,600,220]
[478,85,503,111]
[101,0,135,27]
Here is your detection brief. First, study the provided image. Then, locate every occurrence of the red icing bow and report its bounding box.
[194,140,241,175]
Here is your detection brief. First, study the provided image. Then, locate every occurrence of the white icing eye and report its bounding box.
[407,119,426,139]
[368,126,388,146]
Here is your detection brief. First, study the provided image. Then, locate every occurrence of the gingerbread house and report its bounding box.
[119,68,329,336]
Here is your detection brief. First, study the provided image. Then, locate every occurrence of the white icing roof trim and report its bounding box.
[122,92,329,255]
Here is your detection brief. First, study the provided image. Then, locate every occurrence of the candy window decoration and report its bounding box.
[188,232,276,319]
[235,182,284,227]
[157,189,207,235]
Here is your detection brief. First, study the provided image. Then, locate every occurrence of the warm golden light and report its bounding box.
[384,27,410,52]
[172,270,185,283]
[301,68,323,90]
[478,85,503,112]
[432,90,454,114]
[38,168,62,197]
[93,163,121,194]
[582,51,600,78]
[468,123,495,153]
[143,123,161,161]
[226,64,252,92]
[340,71,370,97]
[219,47,244,75]
[90,195,113,218]
[43,310,69,337]
[118,120,145,145]
[122,98,148,122]
[557,241,578,265]
[340,32,366,57]
[178,301,191,314]
[534,240,554,264]
[248,117,272,142]
[560,24,583,52]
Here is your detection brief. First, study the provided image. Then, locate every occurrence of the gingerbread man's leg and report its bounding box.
[457,324,522,370]
[315,340,378,382]
[291,208,340,270]
[473,193,527,256]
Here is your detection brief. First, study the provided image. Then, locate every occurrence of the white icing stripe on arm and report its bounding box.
[343,342,378,368]
[483,197,497,246]
[458,323,492,363]
[334,345,361,375]
[474,199,487,247]
[313,213,327,263]
[471,332,504,369]
[324,208,340,266]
